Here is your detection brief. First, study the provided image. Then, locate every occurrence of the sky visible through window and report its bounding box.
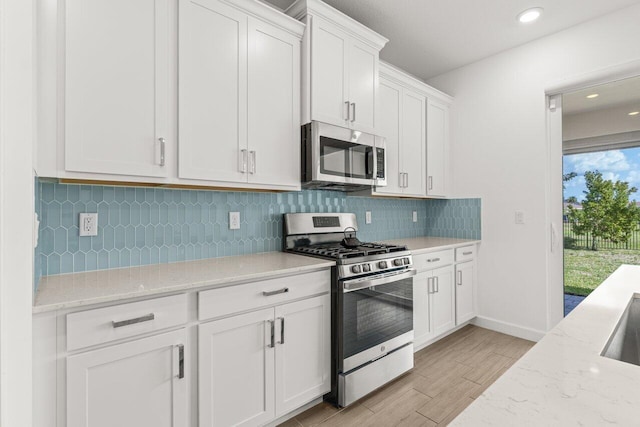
[563,146,640,202]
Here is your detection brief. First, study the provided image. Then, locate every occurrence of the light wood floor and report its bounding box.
[279,325,535,427]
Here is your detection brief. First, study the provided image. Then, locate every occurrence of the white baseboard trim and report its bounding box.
[471,316,545,342]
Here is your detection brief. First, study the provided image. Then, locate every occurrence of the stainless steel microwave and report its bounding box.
[301,121,386,191]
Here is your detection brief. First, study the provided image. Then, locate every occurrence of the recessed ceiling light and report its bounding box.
[629,111,640,116]
[586,94,599,99]
[517,7,543,24]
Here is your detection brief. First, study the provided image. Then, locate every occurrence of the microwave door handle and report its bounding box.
[343,269,417,293]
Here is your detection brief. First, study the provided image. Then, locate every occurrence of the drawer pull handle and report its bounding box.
[112,313,155,328]
[462,251,473,256]
[427,258,441,263]
[263,288,289,297]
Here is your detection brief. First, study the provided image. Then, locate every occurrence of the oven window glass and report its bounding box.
[319,136,373,179]
[342,276,413,360]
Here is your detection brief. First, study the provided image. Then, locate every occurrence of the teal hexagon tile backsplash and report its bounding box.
[34,180,481,285]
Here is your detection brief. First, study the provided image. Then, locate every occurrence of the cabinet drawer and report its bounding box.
[455,245,476,262]
[198,270,330,321]
[413,249,454,272]
[66,294,187,351]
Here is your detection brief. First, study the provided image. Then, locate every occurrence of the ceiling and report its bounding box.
[563,75,640,115]
[263,0,640,80]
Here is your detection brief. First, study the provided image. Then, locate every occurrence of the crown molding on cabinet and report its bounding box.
[380,61,453,104]
[285,0,388,50]
[222,0,305,36]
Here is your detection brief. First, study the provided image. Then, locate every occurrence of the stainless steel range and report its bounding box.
[284,213,415,407]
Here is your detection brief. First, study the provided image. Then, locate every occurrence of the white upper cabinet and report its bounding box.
[179,0,303,190]
[427,99,450,197]
[64,0,171,178]
[369,62,452,199]
[287,0,387,134]
[179,0,302,190]
[37,0,303,191]
[178,0,248,184]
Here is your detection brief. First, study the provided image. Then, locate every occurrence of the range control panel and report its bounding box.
[337,254,412,279]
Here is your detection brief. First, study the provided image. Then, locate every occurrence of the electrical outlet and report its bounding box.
[515,211,525,224]
[412,211,418,223]
[365,211,372,224]
[79,213,98,237]
[229,212,240,230]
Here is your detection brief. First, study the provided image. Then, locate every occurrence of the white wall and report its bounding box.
[428,4,640,338]
[564,103,640,141]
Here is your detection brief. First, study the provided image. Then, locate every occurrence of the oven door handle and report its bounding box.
[342,269,417,293]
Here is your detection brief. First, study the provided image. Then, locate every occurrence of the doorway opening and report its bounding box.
[561,76,640,315]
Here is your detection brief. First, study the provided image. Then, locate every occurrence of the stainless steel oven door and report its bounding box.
[340,269,415,372]
[310,121,384,186]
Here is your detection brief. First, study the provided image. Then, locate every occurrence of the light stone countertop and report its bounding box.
[452,264,640,426]
[34,252,334,313]
[382,236,480,254]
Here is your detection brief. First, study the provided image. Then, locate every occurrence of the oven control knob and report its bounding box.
[362,264,371,272]
[377,261,388,269]
[393,258,404,266]
[403,257,411,265]
[351,265,362,274]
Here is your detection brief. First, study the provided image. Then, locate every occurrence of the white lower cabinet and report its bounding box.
[455,260,476,325]
[199,293,331,427]
[413,266,455,347]
[198,308,275,427]
[66,329,188,427]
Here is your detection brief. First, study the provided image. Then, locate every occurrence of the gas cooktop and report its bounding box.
[288,242,408,260]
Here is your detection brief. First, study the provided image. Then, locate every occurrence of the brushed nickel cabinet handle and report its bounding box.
[239,149,248,173]
[112,313,154,328]
[462,251,473,256]
[426,257,441,263]
[428,176,433,190]
[278,317,285,345]
[351,103,356,122]
[345,101,350,121]
[250,150,256,174]
[435,276,439,293]
[177,344,184,379]
[158,138,166,166]
[263,287,289,297]
[267,320,275,348]
[457,270,463,285]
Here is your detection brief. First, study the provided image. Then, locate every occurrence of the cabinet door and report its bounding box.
[430,265,455,337]
[67,329,187,427]
[347,39,378,133]
[178,0,248,183]
[456,261,476,325]
[426,99,449,197]
[274,294,331,417]
[199,308,275,427]
[65,0,170,177]
[247,18,300,188]
[413,271,432,346]
[310,16,349,127]
[374,79,402,195]
[401,89,427,197]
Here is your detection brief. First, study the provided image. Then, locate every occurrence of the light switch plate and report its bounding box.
[365,211,372,224]
[412,211,418,222]
[229,212,240,230]
[515,211,525,224]
[79,213,98,237]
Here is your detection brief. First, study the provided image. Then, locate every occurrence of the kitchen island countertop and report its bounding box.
[452,264,640,426]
